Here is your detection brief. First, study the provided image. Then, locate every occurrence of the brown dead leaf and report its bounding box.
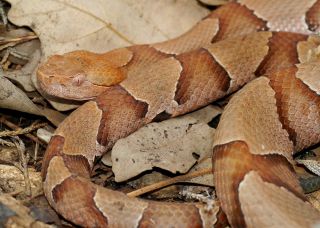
[111,105,221,182]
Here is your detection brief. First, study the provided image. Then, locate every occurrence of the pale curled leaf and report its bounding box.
[0,76,40,115]
[0,28,38,63]
[112,123,215,182]
[3,47,40,92]
[102,105,221,166]
[0,76,65,126]
[296,159,320,176]
[111,105,221,182]
[36,127,54,144]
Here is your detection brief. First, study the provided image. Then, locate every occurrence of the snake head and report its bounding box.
[37,49,133,101]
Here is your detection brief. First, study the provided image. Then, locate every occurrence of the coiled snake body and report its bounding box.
[38,0,320,227]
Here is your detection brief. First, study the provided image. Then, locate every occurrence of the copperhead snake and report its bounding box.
[37,0,320,227]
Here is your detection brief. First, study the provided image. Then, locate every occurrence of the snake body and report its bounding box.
[39,0,320,227]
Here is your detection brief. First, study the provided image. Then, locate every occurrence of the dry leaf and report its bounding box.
[0,165,42,195]
[111,105,221,182]
[0,146,19,162]
[7,0,209,59]
[307,190,320,212]
[128,172,182,199]
[2,48,40,92]
[36,127,54,144]
[187,105,222,123]
[0,76,65,126]
[0,28,39,65]
[313,145,320,154]
[0,76,41,115]
[0,194,53,228]
[296,159,320,176]
[7,0,209,111]
[198,0,230,6]
[187,157,213,186]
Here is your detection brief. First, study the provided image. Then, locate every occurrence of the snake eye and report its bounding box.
[72,73,86,86]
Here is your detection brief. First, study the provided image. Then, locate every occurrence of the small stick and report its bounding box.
[0,117,47,146]
[0,1,8,26]
[0,46,10,64]
[127,168,212,197]
[0,35,38,46]
[1,47,29,65]
[12,137,32,197]
[0,121,47,137]
[0,138,15,147]
[8,189,24,196]
[34,141,39,163]
[7,47,30,61]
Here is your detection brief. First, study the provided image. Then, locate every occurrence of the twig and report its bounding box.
[8,189,24,197]
[1,47,29,65]
[0,138,15,147]
[127,168,212,197]
[7,47,30,61]
[0,35,38,46]
[0,122,47,137]
[1,49,41,92]
[34,141,39,164]
[0,1,7,26]
[0,117,47,146]
[0,46,10,64]
[181,189,216,212]
[21,190,44,203]
[11,136,32,197]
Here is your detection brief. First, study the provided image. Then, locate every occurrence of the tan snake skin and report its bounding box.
[38,0,320,227]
